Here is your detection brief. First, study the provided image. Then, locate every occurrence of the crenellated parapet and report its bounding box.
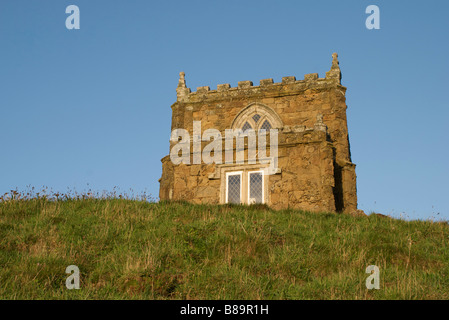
[176,53,343,103]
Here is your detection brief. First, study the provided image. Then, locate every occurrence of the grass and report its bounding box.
[0,190,448,299]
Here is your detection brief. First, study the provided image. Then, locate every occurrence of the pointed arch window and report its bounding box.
[232,103,283,133]
[241,117,272,132]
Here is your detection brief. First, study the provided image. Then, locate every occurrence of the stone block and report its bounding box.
[282,76,296,83]
[238,81,253,88]
[260,78,274,86]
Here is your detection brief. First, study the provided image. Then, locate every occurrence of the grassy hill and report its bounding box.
[0,195,448,299]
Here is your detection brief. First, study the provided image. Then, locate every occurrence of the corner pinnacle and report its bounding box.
[178,71,186,88]
[332,53,339,68]
[176,71,191,101]
[326,52,342,83]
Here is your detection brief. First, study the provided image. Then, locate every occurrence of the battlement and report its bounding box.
[176,53,343,103]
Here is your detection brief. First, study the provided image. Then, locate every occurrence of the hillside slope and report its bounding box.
[0,198,448,299]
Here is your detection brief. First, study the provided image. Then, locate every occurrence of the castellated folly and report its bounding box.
[159,53,359,214]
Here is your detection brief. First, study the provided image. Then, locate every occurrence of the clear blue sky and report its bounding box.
[1,1,448,220]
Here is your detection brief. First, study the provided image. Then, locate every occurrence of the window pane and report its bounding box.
[242,121,252,131]
[249,172,263,204]
[252,114,261,123]
[227,174,241,204]
[260,120,272,131]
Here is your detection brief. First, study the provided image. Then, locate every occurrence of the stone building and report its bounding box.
[159,53,358,213]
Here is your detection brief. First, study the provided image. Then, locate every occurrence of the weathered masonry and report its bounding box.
[159,53,359,213]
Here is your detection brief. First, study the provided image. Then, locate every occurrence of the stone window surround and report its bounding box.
[225,169,265,205]
[231,102,284,132]
[219,163,270,205]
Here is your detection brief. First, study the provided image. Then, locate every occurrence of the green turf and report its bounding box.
[0,196,448,299]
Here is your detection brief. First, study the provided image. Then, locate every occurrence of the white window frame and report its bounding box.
[247,170,264,204]
[225,171,243,204]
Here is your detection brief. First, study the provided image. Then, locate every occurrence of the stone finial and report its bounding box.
[176,71,191,101]
[326,52,342,83]
[332,53,339,68]
[177,71,187,88]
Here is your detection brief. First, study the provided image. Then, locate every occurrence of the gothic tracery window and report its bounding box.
[241,114,273,132]
[232,103,283,133]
